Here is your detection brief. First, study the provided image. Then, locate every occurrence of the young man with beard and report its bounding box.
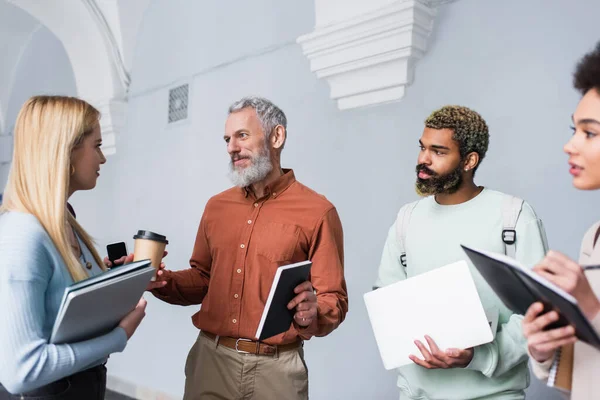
[151,96,348,400]
[374,106,548,400]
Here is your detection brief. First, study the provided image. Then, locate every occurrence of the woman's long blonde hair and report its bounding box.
[0,96,105,281]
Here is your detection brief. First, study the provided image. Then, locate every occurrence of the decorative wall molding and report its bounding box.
[297,0,456,110]
[83,0,131,89]
[95,98,127,156]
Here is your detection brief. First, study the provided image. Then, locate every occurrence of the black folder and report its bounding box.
[255,260,312,341]
[461,245,600,350]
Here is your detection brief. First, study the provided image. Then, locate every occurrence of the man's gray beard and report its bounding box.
[228,151,273,188]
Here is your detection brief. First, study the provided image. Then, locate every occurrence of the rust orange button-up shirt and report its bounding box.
[152,170,348,345]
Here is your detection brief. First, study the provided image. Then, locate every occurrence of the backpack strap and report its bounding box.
[502,195,524,258]
[395,200,420,269]
[594,225,600,249]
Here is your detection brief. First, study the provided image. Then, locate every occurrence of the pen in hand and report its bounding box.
[583,265,600,271]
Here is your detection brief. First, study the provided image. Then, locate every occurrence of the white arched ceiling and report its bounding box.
[0,0,40,135]
[6,0,151,155]
[297,0,458,110]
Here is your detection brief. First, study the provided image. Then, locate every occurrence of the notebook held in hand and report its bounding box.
[50,259,154,344]
[461,245,600,350]
[255,260,312,341]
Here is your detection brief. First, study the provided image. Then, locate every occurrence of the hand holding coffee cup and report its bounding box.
[133,230,168,281]
[146,252,168,290]
[103,252,167,290]
[102,252,167,275]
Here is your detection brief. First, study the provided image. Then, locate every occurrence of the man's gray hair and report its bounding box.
[228,96,287,142]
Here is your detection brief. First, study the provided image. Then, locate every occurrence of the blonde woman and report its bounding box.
[0,96,146,399]
[524,42,600,399]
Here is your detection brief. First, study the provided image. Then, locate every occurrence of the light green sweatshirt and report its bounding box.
[375,189,548,400]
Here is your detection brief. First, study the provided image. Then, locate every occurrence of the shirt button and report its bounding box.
[240,244,245,249]
[254,203,259,207]
[232,319,237,324]
[234,294,239,298]
[237,268,242,273]
[247,220,252,224]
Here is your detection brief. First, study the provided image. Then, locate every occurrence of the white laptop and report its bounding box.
[50,260,154,344]
[364,261,494,370]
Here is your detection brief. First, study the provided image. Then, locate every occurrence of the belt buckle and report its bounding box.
[235,338,253,354]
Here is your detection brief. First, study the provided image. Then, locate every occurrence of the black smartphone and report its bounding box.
[106,242,128,268]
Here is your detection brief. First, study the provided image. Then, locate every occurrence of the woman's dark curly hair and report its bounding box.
[574,42,600,95]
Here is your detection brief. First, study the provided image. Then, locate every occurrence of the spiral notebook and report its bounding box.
[547,267,600,395]
[548,344,573,393]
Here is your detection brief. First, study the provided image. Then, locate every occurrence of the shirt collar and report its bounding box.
[242,169,296,199]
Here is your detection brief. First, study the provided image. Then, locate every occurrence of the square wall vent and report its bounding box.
[168,83,189,124]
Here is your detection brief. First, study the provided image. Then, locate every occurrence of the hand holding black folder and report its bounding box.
[532,251,600,323]
[255,261,312,341]
[461,245,600,351]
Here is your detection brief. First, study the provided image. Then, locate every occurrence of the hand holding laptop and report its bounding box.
[410,335,474,369]
[119,297,148,339]
[50,260,156,344]
[364,261,493,370]
[410,305,499,369]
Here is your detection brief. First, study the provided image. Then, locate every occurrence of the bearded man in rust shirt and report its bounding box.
[151,96,348,400]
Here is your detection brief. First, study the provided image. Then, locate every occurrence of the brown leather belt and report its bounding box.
[201,331,301,356]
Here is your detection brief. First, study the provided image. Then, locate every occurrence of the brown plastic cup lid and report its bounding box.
[133,230,168,244]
